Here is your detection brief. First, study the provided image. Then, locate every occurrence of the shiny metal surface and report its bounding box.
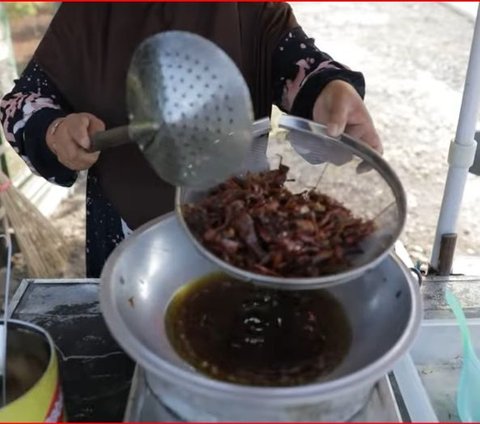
[176,115,407,290]
[124,366,402,422]
[420,275,480,319]
[127,31,253,188]
[394,318,480,422]
[100,213,421,421]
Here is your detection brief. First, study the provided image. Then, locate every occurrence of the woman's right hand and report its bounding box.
[46,112,105,171]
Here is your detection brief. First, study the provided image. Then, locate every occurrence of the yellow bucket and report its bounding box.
[0,320,64,422]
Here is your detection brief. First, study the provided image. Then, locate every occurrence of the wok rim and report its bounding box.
[100,212,422,405]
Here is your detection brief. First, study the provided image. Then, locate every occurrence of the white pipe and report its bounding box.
[431,3,480,269]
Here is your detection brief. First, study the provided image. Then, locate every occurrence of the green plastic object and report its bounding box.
[445,288,480,422]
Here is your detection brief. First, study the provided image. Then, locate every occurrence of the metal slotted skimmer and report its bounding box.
[90,31,254,188]
[176,116,407,290]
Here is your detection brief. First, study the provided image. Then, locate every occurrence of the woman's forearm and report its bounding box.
[0,61,77,186]
[272,26,365,119]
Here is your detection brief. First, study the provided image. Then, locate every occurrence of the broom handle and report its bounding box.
[0,221,12,407]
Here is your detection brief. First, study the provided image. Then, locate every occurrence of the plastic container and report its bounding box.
[0,320,64,422]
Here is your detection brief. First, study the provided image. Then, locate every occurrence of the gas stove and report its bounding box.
[124,366,403,422]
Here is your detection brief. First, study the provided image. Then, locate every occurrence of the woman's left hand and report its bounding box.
[312,79,383,154]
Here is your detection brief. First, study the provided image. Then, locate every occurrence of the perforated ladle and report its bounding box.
[90,31,254,189]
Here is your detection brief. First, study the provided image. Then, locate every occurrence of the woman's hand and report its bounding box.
[46,112,104,171]
[312,80,382,154]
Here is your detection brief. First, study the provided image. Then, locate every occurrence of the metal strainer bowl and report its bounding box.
[176,115,407,289]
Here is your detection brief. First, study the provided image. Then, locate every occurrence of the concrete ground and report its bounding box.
[290,2,480,266]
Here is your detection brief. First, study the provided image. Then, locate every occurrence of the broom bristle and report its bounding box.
[0,172,70,278]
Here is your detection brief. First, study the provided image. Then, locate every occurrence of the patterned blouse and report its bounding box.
[0,27,365,277]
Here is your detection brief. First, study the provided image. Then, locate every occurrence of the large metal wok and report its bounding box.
[99,213,422,422]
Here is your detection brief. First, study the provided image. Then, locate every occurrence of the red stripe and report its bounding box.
[44,381,64,422]
[45,382,60,419]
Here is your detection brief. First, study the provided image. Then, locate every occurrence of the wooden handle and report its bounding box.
[89,126,131,152]
[89,122,160,152]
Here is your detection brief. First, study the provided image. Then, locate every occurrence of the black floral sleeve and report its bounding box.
[0,60,125,279]
[0,61,77,186]
[272,27,365,119]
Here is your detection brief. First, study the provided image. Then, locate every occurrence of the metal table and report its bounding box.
[9,274,480,422]
[421,274,480,318]
[9,279,135,422]
[390,273,480,422]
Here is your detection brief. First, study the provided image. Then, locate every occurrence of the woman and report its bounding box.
[0,3,381,278]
